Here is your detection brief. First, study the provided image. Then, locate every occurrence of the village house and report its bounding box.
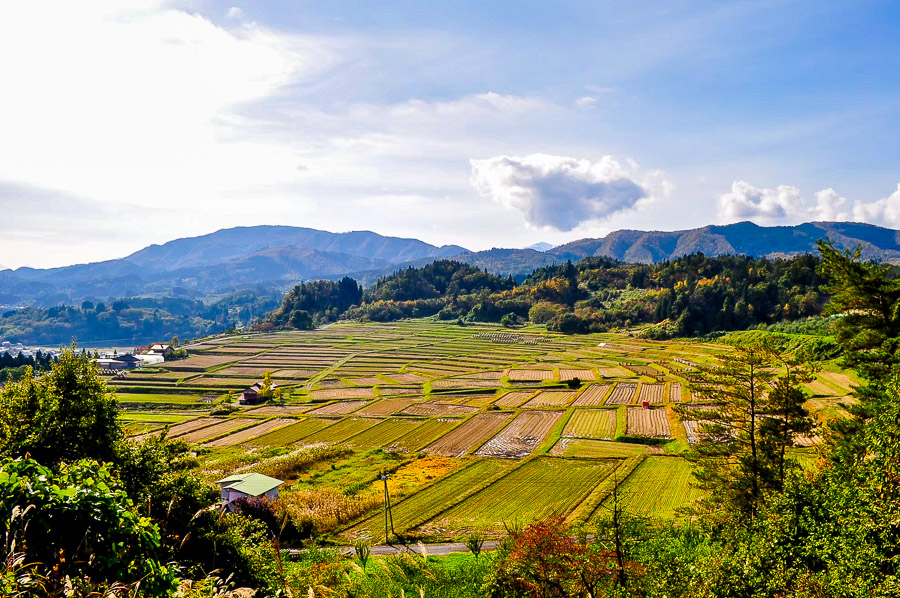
[238,380,278,405]
[215,472,283,511]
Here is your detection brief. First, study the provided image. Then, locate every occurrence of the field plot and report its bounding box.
[550,438,649,459]
[495,391,534,408]
[309,388,376,400]
[345,458,518,539]
[401,402,478,417]
[669,383,683,402]
[390,418,460,452]
[571,384,611,406]
[683,420,701,444]
[383,373,428,384]
[306,401,369,416]
[246,405,314,416]
[601,457,702,517]
[379,386,423,396]
[639,384,666,404]
[273,369,319,378]
[626,407,671,438]
[158,417,220,438]
[354,398,417,416]
[165,355,240,371]
[300,417,380,445]
[206,418,296,447]
[428,458,616,530]
[344,418,425,450]
[476,410,564,458]
[597,366,632,378]
[507,369,553,381]
[605,383,638,405]
[346,377,384,386]
[523,391,575,408]
[431,378,499,389]
[563,409,617,439]
[425,413,511,457]
[559,369,596,381]
[116,393,207,405]
[179,418,257,444]
[245,418,335,447]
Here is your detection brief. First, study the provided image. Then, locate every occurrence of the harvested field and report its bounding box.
[309,388,376,400]
[602,457,702,517]
[523,390,575,408]
[354,398,416,416]
[206,418,296,447]
[605,383,638,405]
[571,384,611,406]
[245,418,335,446]
[495,391,534,408]
[506,369,553,381]
[386,373,429,384]
[306,401,369,416]
[429,458,616,529]
[475,410,564,458]
[273,369,319,378]
[669,383,684,402]
[559,369,596,381]
[597,366,632,378]
[431,378,499,389]
[401,402,478,417]
[683,420,701,444]
[425,412,511,457]
[300,417,380,445]
[379,386,423,396]
[245,405,314,416]
[460,371,504,380]
[346,377,384,386]
[639,384,666,404]
[550,438,649,459]
[164,417,221,437]
[165,355,240,370]
[626,407,671,438]
[391,418,461,453]
[563,409,617,439]
[179,418,257,444]
[344,419,425,450]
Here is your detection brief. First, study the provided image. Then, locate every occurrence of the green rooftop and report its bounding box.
[216,472,283,497]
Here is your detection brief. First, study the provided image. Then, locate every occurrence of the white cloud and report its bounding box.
[226,6,244,19]
[717,180,803,224]
[469,154,651,231]
[809,188,851,221]
[852,184,900,228]
[575,96,598,108]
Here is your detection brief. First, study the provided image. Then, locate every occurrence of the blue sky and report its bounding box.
[2,0,900,268]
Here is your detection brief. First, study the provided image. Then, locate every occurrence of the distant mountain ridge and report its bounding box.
[1,221,898,307]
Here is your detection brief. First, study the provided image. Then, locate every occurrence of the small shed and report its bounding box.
[239,381,278,405]
[216,472,283,510]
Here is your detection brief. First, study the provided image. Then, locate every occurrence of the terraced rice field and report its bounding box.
[571,384,611,406]
[550,438,650,459]
[401,402,478,417]
[300,417,380,444]
[179,418,257,444]
[605,383,638,405]
[626,407,671,438]
[507,369,553,381]
[425,413,512,457]
[206,418,296,447]
[563,409,617,439]
[476,410,564,458]
[345,458,518,539]
[310,388,376,400]
[427,458,617,529]
[244,418,335,446]
[559,369,596,381]
[390,418,461,453]
[495,391,534,408]
[354,398,416,416]
[601,456,703,517]
[523,390,575,408]
[639,383,666,404]
[307,400,369,415]
[669,383,683,402]
[344,418,425,450]
[246,405,314,416]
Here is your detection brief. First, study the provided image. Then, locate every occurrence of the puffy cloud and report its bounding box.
[809,188,851,221]
[717,180,803,224]
[575,96,598,108]
[852,184,900,228]
[469,154,650,231]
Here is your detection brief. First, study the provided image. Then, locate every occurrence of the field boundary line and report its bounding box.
[568,454,647,526]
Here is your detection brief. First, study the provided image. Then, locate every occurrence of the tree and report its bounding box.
[0,458,176,595]
[0,347,122,465]
[676,339,815,521]
[258,370,275,399]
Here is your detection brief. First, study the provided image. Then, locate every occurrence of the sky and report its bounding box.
[2,0,900,269]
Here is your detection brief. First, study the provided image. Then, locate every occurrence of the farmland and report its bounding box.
[111,319,853,539]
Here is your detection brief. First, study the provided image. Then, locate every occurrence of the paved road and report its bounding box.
[290,541,500,557]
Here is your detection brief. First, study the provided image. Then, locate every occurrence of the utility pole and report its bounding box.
[380,472,396,544]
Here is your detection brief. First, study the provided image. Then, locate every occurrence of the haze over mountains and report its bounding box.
[2,221,899,307]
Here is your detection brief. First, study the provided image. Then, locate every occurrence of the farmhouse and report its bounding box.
[216,472,283,510]
[239,381,278,405]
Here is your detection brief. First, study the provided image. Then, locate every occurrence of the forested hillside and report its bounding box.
[270,253,834,338]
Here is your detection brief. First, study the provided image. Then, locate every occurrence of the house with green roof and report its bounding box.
[216,472,283,509]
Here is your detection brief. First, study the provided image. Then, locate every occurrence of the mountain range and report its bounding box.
[2,221,898,307]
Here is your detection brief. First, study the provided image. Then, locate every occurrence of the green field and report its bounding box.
[600,456,704,518]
